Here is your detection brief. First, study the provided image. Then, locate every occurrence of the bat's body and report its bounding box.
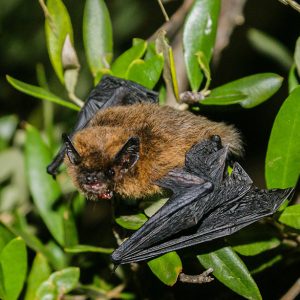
[67,103,242,199]
[47,76,293,265]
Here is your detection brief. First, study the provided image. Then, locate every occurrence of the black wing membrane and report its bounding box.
[47,75,158,176]
[111,137,294,264]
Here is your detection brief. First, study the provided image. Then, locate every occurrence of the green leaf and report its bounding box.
[0,237,27,300]
[36,267,80,299]
[148,252,182,286]
[0,224,14,254]
[6,224,64,270]
[248,28,293,70]
[198,246,261,300]
[183,0,220,91]
[115,213,147,230]
[203,73,283,108]
[144,198,168,217]
[25,124,64,246]
[227,224,280,256]
[251,255,282,275]
[45,0,74,84]
[279,204,300,229]
[6,76,79,111]
[65,244,113,254]
[83,0,113,78]
[63,205,78,248]
[294,36,300,77]
[155,31,179,100]
[0,115,18,148]
[288,65,299,93]
[265,86,300,188]
[24,253,51,300]
[126,54,164,89]
[201,92,247,105]
[111,39,147,78]
[196,51,211,92]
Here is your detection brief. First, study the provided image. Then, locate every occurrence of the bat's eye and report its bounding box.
[106,168,115,178]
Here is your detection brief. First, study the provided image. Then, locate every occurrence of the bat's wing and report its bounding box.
[111,138,294,265]
[47,75,158,176]
[111,137,230,264]
[115,169,293,263]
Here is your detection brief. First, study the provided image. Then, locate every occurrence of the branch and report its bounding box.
[148,0,194,42]
[213,0,247,64]
[280,278,300,300]
[278,0,300,13]
[179,268,214,284]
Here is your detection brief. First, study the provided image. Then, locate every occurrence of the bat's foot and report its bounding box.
[178,268,214,284]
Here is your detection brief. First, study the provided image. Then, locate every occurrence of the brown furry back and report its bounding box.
[71,103,243,198]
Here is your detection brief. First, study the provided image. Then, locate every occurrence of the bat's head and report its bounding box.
[63,130,140,200]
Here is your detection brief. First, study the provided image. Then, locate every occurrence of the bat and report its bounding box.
[48,75,242,200]
[111,136,293,264]
[46,75,293,264]
[47,75,158,177]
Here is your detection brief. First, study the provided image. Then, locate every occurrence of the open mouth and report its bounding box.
[82,182,113,200]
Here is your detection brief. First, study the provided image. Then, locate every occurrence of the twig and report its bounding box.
[106,284,126,299]
[213,0,247,64]
[148,0,194,41]
[278,0,300,13]
[157,0,170,21]
[179,268,214,284]
[280,278,300,300]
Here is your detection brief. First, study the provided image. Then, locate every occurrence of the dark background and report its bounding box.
[1,1,299,299]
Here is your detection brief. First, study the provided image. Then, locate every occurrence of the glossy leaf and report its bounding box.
[7,224,64,270]
[201,92,247,105]
[227,224,280,256]
[45,0,74,84]
[62,35,81,100]
[144,198,168,217]
[148,252,182,286]
[0,224,14,253]
[65,244,113,254]
[198,246,261,300]
[155,31,179,100]
[279,204,300,229]
[183,0,220,91]
[126,54,164,89]
[36,267,80,299]
[196,51,211,92]
[0,115,18,148]
[63,205,78,248]
[24,253,51,300]
[25,125,64,245]
[83,0,113,78]
[248,28,293,70]
[111,39,147,78]
[265,86,300,188]
[115,213,147,230]
[203,73,283,108]
[288,65,299,93]
[0,237,27,300]
[251,255,282,275]
[6,76,79,111]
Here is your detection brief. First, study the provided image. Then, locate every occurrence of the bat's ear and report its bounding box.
[62,133,82,165]
[113,137,140,173]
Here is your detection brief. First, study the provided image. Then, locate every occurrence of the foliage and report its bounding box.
[1,0,299,299]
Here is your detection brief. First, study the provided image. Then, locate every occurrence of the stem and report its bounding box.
[280,278,300,300]
[157,0,170,21]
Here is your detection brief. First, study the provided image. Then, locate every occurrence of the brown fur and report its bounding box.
[66,103,242,199]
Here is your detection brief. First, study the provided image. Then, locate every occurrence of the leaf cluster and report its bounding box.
[1,0,299,299]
